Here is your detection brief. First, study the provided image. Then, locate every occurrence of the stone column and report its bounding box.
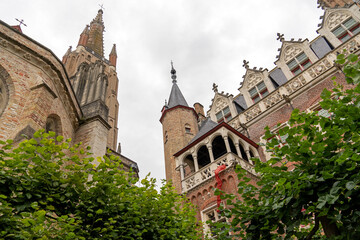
[245,149,254,165]
[192,153,199,172]
[207,145,215,162]
[234,142,243,158]
[223,136,231,153]
[179,164,185,180]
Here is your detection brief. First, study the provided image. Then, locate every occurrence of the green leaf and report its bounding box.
[346,181,356,190]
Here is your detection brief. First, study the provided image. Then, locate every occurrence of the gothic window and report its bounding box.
[45,114,62,137]
[287,52,311,76]
[249,81,269,103]
[215,106,232,123]
[0,77,9,117]
[332,17,360,43]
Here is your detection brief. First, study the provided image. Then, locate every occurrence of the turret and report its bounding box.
[78,25,89,47]
[160,62,199,190]
[109,44,117,67]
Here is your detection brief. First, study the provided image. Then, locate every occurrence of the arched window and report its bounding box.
[0,71,9,117]
[184,154,195,176]
[45,114,62,137]
[228,137,237,155]
[197,145,211,169]
[212,136,227,160]
[239,143,248,162]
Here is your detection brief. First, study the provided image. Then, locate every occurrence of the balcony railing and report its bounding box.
[181,152,257,193]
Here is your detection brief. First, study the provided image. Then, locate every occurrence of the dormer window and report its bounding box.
[249,81,269,103]
[287,52,311,76]
[332,17,360,43]
[216,106,232,123]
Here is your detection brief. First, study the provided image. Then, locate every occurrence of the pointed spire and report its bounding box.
[86,9,105,57]
[62,46,72,63]
[167,61,188,108]
[109,44,117,67]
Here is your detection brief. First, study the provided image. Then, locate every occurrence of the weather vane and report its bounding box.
[99,4,105,11]
[15,18,27,27]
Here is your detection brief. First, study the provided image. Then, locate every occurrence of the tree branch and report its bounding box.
[305,213,319,240]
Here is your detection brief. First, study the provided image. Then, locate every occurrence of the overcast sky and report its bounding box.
[1,0,323,185]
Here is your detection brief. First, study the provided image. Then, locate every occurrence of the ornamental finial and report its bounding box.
[171,61,177,83]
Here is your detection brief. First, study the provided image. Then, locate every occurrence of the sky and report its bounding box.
[0,0,324,185]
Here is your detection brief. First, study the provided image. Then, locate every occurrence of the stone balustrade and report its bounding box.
[181,152,256,193]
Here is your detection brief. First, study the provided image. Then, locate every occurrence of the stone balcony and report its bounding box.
[181,152,257,193]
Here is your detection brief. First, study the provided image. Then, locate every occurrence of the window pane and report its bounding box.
[340,34,351,42]
[249,87,257,97]
[257,81,266,91]
[302,60,311,70]
[296,52,307,63]
[343,18,357,29]
[225,114,232,122]
[332,26,346,37]
[279,133,288,143]
[216,111,223,120]
[223,106,230,115]
[292,67,302,76]
[318,109,331,118]
[252,95,261,103]
[261,89,269,98]
[351,24,360,35]
[287,59,298,70]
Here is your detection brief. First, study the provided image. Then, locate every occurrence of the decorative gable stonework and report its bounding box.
[246,72,264,90]
[326,11,350,30]
[275,39,319,80]
[207,92,237,123]
[282,43,303,63]
[318,5,360,48]
[239,68,275,108]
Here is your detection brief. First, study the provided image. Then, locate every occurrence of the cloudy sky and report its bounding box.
[1,0,323,185]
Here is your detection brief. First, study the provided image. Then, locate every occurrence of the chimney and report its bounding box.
[193,102,205,122]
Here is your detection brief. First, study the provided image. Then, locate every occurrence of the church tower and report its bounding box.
[62,9,119,152]
[160,63,199,191]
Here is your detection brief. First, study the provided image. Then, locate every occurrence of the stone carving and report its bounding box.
[201,167,213,180]
[244,104,261,121]
[283,45,303,62]
[185,176,195,189]
[246,73,263,89]
[0,40,8,48]
[326,11,350,30]
[230,117,240,130]
[217,157,229,167]
[214,97,227,112]
[285,75,307,94]
[342,39,360,55]
[264,90,283,109]
[307,59,333,78]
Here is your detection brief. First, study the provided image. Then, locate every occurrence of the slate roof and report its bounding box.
[188,118,218,144]
[167,82,189,108]
[233,95,247,110]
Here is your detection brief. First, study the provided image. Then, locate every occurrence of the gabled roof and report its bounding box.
[168,82,189,108]
[174,121,258,157]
